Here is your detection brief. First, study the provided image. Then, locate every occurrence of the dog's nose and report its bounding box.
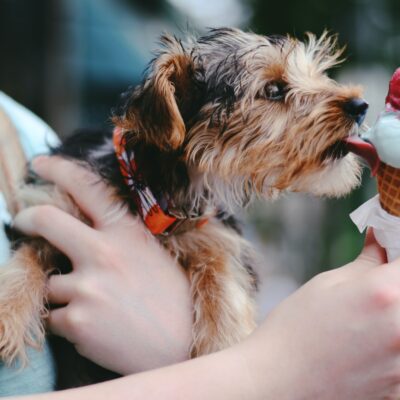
[343,98,369,126]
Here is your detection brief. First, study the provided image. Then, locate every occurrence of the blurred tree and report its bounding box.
[119,0,181,20]
[246,0,353,37]
[0,0,53,118]
[245,0,400,68]
[121,0,166,14]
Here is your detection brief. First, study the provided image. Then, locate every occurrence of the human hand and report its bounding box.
[238,229,400,399]
[11,186,400,400]
[14,156,192,375]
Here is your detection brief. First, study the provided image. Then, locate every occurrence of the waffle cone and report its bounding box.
[377,162,400,217]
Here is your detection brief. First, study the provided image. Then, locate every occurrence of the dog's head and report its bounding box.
[113,28,367,211]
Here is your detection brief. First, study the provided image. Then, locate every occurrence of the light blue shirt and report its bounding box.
[0,92,59,396]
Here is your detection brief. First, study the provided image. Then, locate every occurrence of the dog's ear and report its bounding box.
[113,36,194,151]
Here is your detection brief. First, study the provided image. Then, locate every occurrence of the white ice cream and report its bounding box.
[362,111,400,168]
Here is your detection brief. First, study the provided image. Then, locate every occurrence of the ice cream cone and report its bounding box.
[377,162,400,217]
[349,67,400,262]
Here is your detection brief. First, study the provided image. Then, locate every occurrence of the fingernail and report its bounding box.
[31,155,50,172]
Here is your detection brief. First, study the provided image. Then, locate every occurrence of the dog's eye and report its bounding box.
[264,82,286,101]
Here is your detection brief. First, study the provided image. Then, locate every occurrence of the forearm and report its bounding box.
[9,346,266,400]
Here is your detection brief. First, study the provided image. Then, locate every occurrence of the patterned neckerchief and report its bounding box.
[113,127,207,236]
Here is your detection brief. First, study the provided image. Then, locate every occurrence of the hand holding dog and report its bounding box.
[13,156,400,400]
[14,155,193,375]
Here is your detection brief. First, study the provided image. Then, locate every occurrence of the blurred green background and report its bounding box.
[0,0,399,315]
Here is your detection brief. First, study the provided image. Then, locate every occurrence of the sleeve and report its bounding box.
[0,92,59,396]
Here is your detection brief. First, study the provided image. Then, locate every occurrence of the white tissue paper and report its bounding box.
[350,194,400,262]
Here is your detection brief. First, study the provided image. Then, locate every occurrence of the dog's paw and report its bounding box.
[0,252,47,366]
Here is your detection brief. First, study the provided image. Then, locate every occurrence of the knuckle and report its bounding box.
[31,205,59,228]
[50,157,73,174]
[46,158,92,188]
[374,286,399,309]
[77,277,102,299]
[93,241,119,267]
[365,272,400,309]
[64,308,86,337]
[65,161,96,186]
[96,242,114,260]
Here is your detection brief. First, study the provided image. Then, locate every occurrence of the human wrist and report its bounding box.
[238,318,318,400]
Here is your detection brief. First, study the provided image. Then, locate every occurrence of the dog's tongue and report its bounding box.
[386,68,400,111]
[343,136,380,176]
[345,68,400,174]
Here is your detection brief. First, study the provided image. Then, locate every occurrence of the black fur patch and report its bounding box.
[51,129,191,214]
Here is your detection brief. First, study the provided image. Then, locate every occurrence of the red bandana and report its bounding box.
[113,127,207,236]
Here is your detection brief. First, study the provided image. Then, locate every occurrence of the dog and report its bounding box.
[0,27,367,386]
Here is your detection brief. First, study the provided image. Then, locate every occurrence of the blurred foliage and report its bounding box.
[245,0,400,68]
[0,0,51,117]
[247,0,353,37]
[121,0,166,14]
[120,0,181,20]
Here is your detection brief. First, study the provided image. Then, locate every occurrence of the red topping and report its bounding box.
[386,68,400,111]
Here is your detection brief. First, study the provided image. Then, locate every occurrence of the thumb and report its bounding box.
[357,228,387,266]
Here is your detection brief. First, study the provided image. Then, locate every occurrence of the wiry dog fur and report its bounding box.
[0,28,365,383]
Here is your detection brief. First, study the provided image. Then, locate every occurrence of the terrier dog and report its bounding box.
[0,27,367,383]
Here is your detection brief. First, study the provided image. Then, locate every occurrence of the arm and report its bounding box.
[11,156,400,399]
[7,349,255,400]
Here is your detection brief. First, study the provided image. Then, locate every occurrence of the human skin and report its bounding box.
[10,156,400,399]
[16,156,194,374]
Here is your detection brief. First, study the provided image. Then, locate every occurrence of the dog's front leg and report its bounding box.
[0,242,50,366]
[173,224,257,357]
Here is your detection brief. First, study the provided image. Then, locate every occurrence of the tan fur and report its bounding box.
[166,221,256,356]
[0,244,48,366]
[0,183,83,365]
